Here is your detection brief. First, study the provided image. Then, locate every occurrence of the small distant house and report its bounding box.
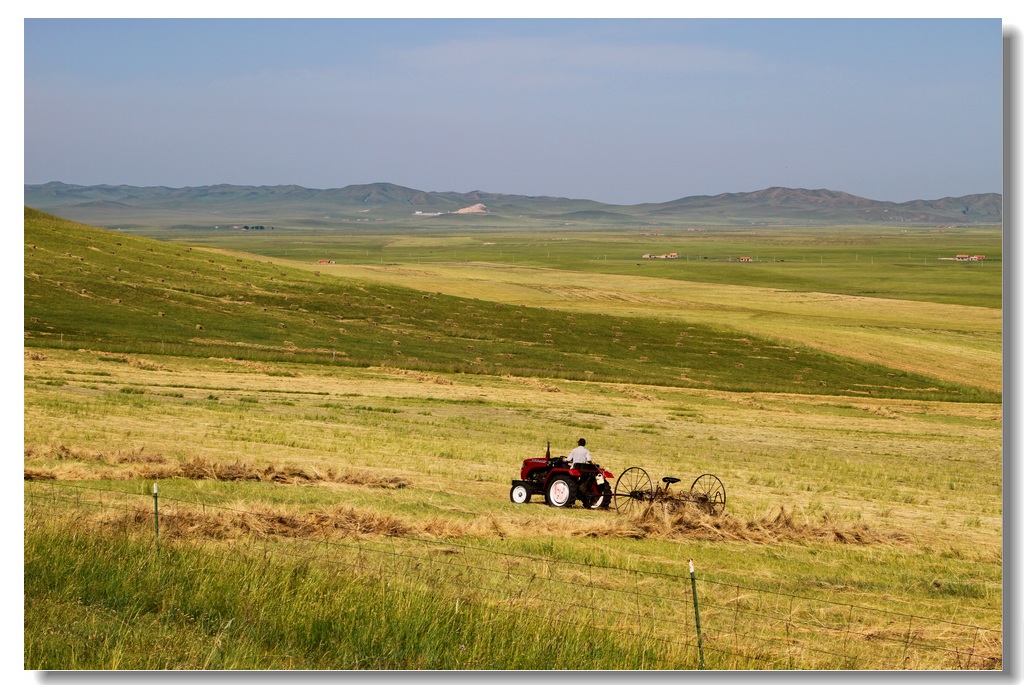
[318,259,336,265]
[667,252,679,259]
[955,254,971,261]
[739,256,752,262]
[642,254,653,259]
[971,255,986,261]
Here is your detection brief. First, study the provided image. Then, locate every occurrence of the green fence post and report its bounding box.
[153,482,159,555]
[689,559,705,670]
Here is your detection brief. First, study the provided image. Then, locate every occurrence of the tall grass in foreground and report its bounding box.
[24,520,683,670]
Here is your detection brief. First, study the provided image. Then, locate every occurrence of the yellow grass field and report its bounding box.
[25,347,1002,560]
[216,254,1001,394]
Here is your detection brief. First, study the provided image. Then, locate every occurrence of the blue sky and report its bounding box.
[23,18,1004,204]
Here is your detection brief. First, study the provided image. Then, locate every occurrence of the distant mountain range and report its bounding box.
[24,181,1002,228]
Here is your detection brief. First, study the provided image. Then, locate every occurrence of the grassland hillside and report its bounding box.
[24,208,996,403]
[24,182,1002,229]
[311,256,1001,394]
[120,215,1002,393]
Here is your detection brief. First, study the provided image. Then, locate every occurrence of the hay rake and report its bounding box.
[612,467,726,517]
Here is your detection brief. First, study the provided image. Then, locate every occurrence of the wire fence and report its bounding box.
[24,480,1002,670]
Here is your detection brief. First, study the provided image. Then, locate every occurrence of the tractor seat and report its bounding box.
[662,477,681,485]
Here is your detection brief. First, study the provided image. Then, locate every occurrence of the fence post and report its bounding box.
[965,626,980,669]
[901,616,914,668]
[842,603,854,668]
[689,559,706,670]
[152,482,159,555]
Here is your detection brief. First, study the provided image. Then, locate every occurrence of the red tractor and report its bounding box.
[509,452,614,509]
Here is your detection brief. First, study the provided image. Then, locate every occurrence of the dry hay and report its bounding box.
[620,386,655,401]
[93,503,618,544]
[192,338,302,353]
[334,468,410,489]
[208,357,292,374]
[622,504,913,545]
[375,364,453,386]
[99,501,413,541]
[965,631,1004,670]
[856,623,1001,669]
[41,488,912,552]
[502,375,561,393]
[23,447,410,490]
[867,405,902,419]
[26,443,168,466]
[653,490,723,516]
[86,351,165,371]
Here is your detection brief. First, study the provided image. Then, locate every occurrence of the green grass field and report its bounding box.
[23,208,1002,670]
[147,222,1002,308]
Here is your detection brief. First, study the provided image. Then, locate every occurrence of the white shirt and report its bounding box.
[567,445,592,466]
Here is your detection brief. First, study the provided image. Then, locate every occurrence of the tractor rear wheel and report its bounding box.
[584,482,613,509]
[545,476,577,508]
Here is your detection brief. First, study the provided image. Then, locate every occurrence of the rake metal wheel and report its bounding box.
[613,467,654,516]
[689,474,726,516]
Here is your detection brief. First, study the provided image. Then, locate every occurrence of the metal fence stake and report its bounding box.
[152,482,159,555]
[966,627,979,669]
[689,559,705,670]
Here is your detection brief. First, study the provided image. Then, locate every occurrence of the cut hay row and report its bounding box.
[23,447,409,489]
[631,502,914,545]
[374,364,454,386]
[32,480,912,547]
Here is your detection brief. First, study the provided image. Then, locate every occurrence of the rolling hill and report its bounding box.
[24,182,1002,229]
[23,207,997,403]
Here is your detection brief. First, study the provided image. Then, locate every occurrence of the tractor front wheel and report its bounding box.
[510,483,531,504]
[545,476,577,508]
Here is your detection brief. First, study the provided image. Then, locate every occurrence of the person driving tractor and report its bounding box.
[567,438,592,466]
[510,438,612,509]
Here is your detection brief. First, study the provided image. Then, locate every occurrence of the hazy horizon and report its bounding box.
[23,179,1002,206]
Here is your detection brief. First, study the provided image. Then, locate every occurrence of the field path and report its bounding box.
[206,250,1002,393]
